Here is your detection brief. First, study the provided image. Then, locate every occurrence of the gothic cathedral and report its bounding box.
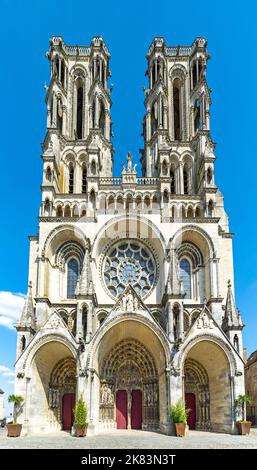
[14,36,245,435]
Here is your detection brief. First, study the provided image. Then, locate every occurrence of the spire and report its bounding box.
[75,247,94,296]
[17,282,36,331]
[223,280,243,330]
[167,248,183,297]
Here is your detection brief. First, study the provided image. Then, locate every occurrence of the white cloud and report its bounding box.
[0,365,15,377]
[0,291,25,329]
[7,381,14,385]
[2,371,15,377]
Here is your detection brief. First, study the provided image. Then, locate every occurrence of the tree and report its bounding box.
[73,396,88,429]
[8,395,24,424]
[234,394,253,422]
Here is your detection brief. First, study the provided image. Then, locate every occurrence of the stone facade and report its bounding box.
[14,35,245,435]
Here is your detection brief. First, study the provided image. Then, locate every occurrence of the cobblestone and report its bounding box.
[0,428,257,449]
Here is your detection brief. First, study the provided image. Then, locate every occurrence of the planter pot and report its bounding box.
[75,426,87,437]
[175,423,186,437]
[6,424,22,437]
[237,421,251,435]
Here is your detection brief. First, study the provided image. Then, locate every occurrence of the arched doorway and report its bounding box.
[100,339,159,430]
[183,340,232,432]
[29,340,77,432]
[90,318,169,433]
[184,358,210,430]
[49,357,76,430]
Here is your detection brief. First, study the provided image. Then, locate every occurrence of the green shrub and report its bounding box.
[73,396,88,428]
[170,399,191,424]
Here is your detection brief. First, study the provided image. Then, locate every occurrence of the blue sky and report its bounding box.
[0,0,257,410]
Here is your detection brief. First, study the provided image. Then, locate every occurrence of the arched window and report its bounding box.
[108,195,115,212]
[91,160,96,175]
[163,191,169,205]
[21,335,26,351]
[90,190,96,210]
[198,57,203,80]
[76,86,83,139]
[82,166,87,193]
[56,205,63,217]
[60,60,65,86]
[195,206,201,218]
[151,101,158,136]
[194,99,201,133]
[57,98,63,134]
[67,258,79,299]
[233,334,239,352]
[69,164,74,194]
[99,100,105,135]
[173,305,180,341]
[192,61,197,88]
[207,167,212,184]
[183,170,189,194]
[187,206,194,218]
[44,199,51,216]
[180,258,191,299]
[170,170,175,194]
[173,79,181,140]
[162,160,168,176]
[54,57,59,77]
[208,200,214,217]
[64,205,71,217]
[82,307,87,340]
[46,166,52,182]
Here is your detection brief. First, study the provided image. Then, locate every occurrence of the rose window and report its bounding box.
[103,241,156,298]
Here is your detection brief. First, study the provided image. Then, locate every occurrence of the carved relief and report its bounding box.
[196,311,214,329]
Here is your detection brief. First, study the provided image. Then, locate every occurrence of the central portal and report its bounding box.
[100,338,159,431]
[116,389,143,429]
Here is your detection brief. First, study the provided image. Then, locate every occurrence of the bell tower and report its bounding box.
[39,36,114,223]
[141,37,215,211]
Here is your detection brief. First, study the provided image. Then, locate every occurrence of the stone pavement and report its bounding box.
[0,428,257,449]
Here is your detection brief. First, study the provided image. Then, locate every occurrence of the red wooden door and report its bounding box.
[116,390,127,429]
[62,393,75,430]
[185,393,196,430]
[131,389,142,429]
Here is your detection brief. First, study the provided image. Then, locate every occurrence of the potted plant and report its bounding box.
[73,396,88,437]
[170,399,191,437]
[6,395,24,437]
[234,394,253,435]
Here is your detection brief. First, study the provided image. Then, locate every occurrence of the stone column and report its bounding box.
[167,302,174,342]
[99,58,103,83]
[179,305,184,341]
[179,163,184,194]
[76,304,82,340]
[86,302,93,343]
[52,94,57,127]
